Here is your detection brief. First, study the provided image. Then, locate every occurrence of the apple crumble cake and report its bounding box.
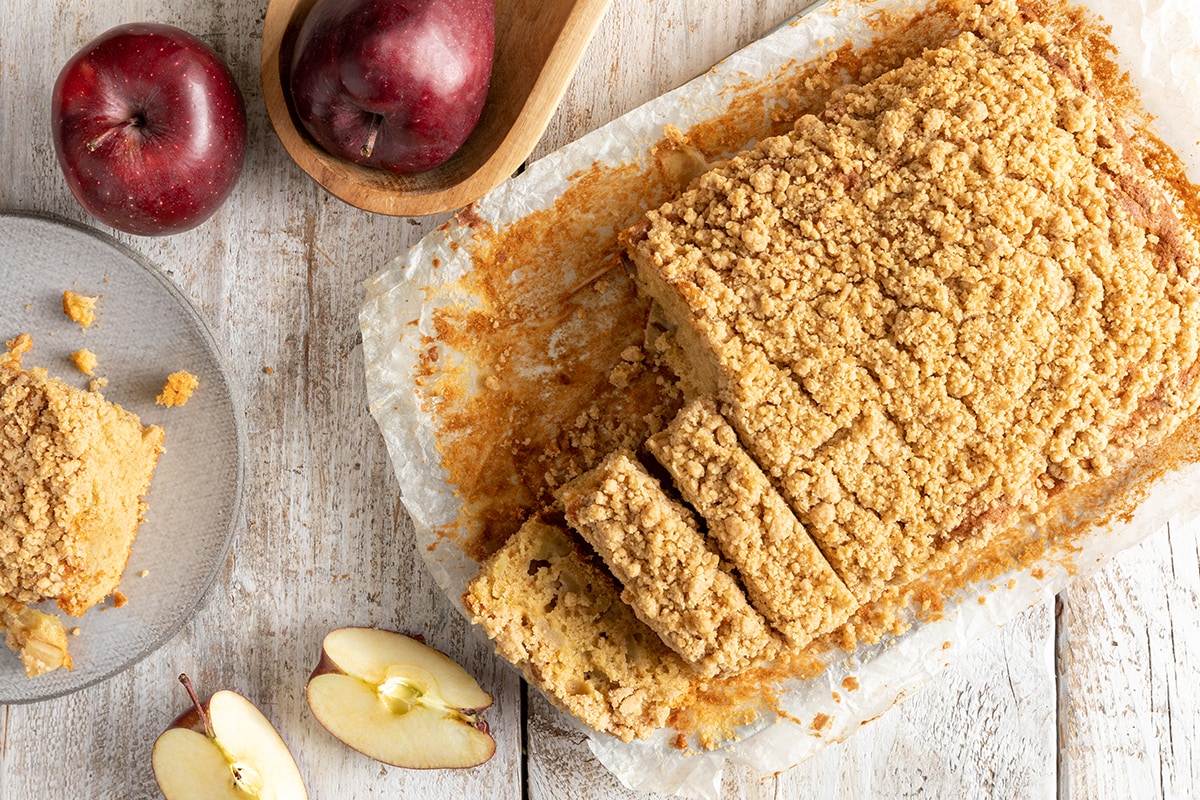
[647,397,857,647]
[626,0,1200,602]
[1,357,164,618]
[557,451,776,676]
[0,597,72,678]
[465,0,1200,742]
[464,514,692,741]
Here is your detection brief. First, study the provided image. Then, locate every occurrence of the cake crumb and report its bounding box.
[112,591,128,608]
[70,349,97,377]
[62,290,97,328]
[70,627,81,636]
[264,366,275,375]
[810,713,831,734]
[841,676,859,692]
[156,371,199,407]
[89,377,108,392]
[2,333,33,370]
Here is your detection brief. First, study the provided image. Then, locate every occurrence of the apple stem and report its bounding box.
[361,115,382,159]
[85,117,141,153]
[179,673,215,739]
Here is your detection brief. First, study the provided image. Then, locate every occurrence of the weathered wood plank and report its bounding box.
[1059,517,1200,800]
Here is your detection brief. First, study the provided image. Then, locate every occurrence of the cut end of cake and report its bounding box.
[464,514,694,742]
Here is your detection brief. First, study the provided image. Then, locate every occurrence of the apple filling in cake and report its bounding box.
[466,0,1200,742]
[464,515,693,742]
[1,354,164,674]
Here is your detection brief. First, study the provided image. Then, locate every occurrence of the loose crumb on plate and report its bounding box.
[2,333,32,370]
[62,290,97,328]
[70,349,97,377]
[156,371,198,407]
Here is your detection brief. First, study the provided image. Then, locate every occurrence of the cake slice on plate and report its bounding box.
[1,355,163,631]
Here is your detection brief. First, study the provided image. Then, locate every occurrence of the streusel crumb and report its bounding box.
[62,291,97,328]
[557,450,775,676]
[648,397,858,647]
[156,371,198,407]
[627,0,1200,600]
[70,349,97,377]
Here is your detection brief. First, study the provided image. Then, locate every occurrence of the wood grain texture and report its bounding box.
[0,0,1196,799]
[1059,519,1200,800]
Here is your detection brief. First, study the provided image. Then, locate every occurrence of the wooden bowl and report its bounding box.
[261,0,613,216]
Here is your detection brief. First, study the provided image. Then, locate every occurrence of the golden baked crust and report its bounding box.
[557,450,775,676]
[464,514,692,742]
[647,397,857,647]
[626,0,1200,600]
[1,363,164,616]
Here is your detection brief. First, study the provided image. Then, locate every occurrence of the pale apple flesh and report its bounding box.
[152,681,308,800]
[306,627,495,769]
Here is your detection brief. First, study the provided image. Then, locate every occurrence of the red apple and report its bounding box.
[288,0,494,175]
[51,23,247,236]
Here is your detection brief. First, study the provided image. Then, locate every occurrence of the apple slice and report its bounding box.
[306,627,495,769]
[152,675,308,800]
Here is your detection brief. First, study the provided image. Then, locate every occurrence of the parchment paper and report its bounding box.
[360,0,1200,795]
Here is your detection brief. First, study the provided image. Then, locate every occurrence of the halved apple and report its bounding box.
[152,674,308,800]
[306,627,495,769]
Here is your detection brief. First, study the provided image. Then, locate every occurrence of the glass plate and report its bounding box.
[0,212,245,702]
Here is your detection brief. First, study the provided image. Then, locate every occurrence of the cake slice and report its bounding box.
[647,397,856,646]
[623,0,1200,601]
[1,362,164,617]
[464,514,693,742]
[557,450,774,676]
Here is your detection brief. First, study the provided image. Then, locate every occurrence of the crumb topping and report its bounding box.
[2,334,33,371]
[1,361,164,614]
[558,451,775,675]
[628,0,1200,599]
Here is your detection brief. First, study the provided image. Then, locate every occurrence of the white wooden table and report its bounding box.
[2,1,1198,797]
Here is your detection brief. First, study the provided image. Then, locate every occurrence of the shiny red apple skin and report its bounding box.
[51,23,247,236]
[289,0,494,175]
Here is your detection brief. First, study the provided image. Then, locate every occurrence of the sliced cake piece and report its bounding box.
[646,397,856,646]
[556,450,774,676]
[1,362,164,616]
[464,514,693,742]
